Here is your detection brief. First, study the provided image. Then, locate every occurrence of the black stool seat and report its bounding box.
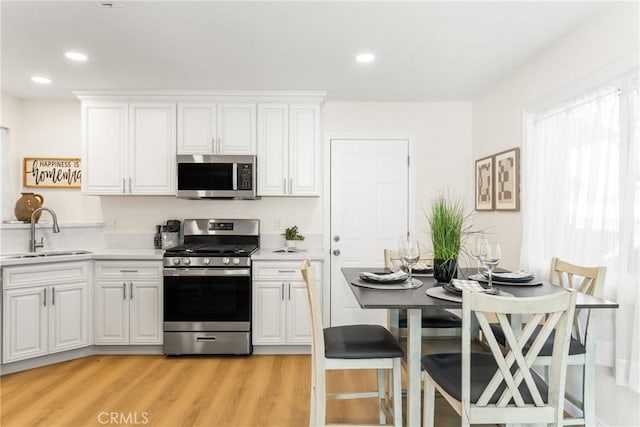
[324,325,404,359]
[398,308,462,329]
[421,352,549,404]
[489,323,586,356]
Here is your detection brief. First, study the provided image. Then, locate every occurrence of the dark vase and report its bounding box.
[433,258,458,284]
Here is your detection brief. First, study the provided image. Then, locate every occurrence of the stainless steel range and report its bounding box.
[163,218,259,355]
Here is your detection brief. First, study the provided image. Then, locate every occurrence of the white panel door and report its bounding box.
[257,103,288,195]
[330,139,409,326]
[217,103,256,154]
[177,103,216,154]
[95,282,129,344]
[289,104,319,196]
[286,281,312,344]
[82,102,128,194]
[49,282,89,354]
[130,281,162,344]
[129,103,177,194]
[253,282,286,344]
[3,287,48,363]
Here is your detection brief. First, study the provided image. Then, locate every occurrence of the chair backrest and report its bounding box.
[548,257,606,347]
[301,259,325,368]
[383,249,401,270]
[462,289,577,423]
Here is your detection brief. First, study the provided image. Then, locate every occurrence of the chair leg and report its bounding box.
[316,371,326,426]
[392,358,402,427]
[583,360,595,426]
[309,358,316,427]
[423,374,435,427]
[377,368,385,424]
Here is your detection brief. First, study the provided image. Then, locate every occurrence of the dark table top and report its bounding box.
[342,267,619,310]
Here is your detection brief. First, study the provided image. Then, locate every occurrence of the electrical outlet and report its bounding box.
[275,219,282,231]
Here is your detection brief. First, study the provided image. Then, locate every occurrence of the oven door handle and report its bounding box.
[163,268,250,277]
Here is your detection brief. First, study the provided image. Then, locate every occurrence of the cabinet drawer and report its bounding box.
[3,261,88,289]
[252,261,321,281]
[95,261,162,280]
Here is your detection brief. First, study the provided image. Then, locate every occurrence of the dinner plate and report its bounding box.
[481,271,535,283]
[469,273,544,286]
[359,271,409,284]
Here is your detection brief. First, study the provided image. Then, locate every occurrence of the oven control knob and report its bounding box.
[172,258,181,265]
[182,258,191,265]
[222,257,230,265]
[232,258,240,265]
[203,258,211,265]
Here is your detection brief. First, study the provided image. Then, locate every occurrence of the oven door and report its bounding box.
[163,267,251,332]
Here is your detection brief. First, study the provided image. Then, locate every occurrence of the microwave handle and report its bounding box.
[232,162,238,190]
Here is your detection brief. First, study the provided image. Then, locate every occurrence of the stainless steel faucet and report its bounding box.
[30,207,60,252]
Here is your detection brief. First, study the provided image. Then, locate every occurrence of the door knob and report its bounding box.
[333,235,340,242]
[332,249,341,256]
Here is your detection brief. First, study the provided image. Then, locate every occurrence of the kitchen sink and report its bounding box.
[3,250,92,259]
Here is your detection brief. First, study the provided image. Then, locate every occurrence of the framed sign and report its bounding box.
[23,157,81,188]
[475,155,494,211]
[494,147,520,211]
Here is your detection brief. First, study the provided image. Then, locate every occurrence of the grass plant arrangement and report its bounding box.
[427,194,469,261]
[284,225,305,241]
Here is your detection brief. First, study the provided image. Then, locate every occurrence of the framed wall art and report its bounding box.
[475,155,493,211]
[23,157,81,188]
[494,147,520,211]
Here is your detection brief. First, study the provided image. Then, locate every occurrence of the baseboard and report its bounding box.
[253,345,310,355]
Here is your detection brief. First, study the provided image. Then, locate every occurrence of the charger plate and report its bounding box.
[351,278,423,290]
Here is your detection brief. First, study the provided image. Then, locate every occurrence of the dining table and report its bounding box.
[341,267,619,427]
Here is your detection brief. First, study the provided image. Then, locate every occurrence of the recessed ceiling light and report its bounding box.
[31,76,52,85]
[65,51,88,62]
[355,53,375,63]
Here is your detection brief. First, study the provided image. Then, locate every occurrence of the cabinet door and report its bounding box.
[95,282,129,345]
[130,281,163,344]
[217,103,256,154]
[253,281,286,344]
[177,103,216,154]
[286,281,312,344]
[257,104,288,195]
[129,103,177,195]
[49,282,90,354]
[3,287,48,363]
[82,102,128,194]
[289,104,320,196]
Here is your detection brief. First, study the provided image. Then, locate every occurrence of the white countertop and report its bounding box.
[0,248,164,267]
[251,247,324,261]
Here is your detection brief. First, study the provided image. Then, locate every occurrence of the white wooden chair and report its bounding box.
[489,257,606,426]
[384,249,461,338]
[300,259,403,427]
[422,288,577,427]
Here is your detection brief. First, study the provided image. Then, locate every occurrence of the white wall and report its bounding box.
[323,102,473,251]
[0,97,471,249]
[471,3,639,426]
[472,3,639,271]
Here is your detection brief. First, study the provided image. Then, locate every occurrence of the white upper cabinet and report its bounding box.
[177,102,256,155]
[257,103,320,196]
[82,101,176,195]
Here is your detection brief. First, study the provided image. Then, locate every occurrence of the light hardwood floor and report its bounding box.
[1,354,471,427]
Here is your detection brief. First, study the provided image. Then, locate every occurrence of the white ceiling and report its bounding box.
[1,1,613,101]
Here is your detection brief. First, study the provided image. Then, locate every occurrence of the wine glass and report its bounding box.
[469,235,488,275]
[479,242,501,289]
[399,236,420,284]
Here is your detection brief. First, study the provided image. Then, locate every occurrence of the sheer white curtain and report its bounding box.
[521,75,639,392]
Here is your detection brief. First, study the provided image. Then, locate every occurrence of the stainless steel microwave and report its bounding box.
[176,155,257,199]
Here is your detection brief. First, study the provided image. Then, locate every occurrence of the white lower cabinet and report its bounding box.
[94,261,163,345]
[252,261,321,346]
[2,262,90,364]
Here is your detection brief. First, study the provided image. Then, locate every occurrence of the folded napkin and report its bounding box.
[482,271,534,280]
[450,279,487,292]
[360,270,409,282]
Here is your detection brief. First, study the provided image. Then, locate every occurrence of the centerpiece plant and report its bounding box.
[427,193,470,283]
[284,225,305,247]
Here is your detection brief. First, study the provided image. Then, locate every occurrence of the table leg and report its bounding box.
[407,308,422,427]
[389,308,400,338]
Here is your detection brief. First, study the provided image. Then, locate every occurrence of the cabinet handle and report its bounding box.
[43,288,47,307]
[122,177,126,193]
[130,282,134,299]
[289,178,293,194]
[281,283,285,301]
[52,287,55,306]
[283,178,286,193]
[218,137,222,153]
[120,270,138,273]
[212,137,216,153]
[128,178,132,193]
[288,282,291,300]
[123,282,127,300]
[278,270,296,273]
